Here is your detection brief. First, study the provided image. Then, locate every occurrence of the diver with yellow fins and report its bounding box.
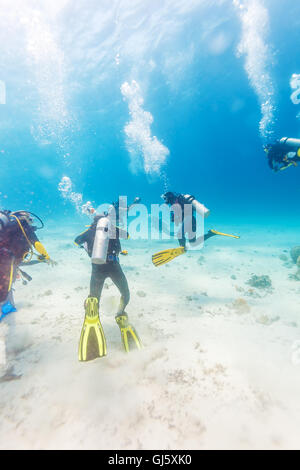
[0,210,54,320]
[75,197,142,362]
[152,192,240,267]
[265,137,300,172]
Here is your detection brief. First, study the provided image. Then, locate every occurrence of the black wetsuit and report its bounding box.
[266,142,300,171]
[0,212,39,302]
[74,217,130,313]
[168,194,214,249]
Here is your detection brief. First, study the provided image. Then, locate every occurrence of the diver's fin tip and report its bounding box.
[115,313,142,353]
[152,246,185,267]
[210,229,240,239]
[78,297,107,362]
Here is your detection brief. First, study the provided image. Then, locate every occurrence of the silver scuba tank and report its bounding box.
[280,138,300,149]
[183,195,210,218]
[91,216,111,264]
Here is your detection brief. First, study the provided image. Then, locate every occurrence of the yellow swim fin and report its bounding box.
[209,229,240,239]
[115,313,142,353]
[78,297,107,361]
[279,163,293,171]
[152,246,186,267]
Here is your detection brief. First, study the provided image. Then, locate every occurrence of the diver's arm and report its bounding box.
[114,226,130,255]
[116,227,130,240]
[74,229,90,247]
[34,240,50,260]
[24,223,51,261]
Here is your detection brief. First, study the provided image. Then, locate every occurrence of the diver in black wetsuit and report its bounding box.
[74,213,130,314]
[152,193,240,268]
[161,192,236,250]
[74,197,141,315]
[75,197,142,359]
[265,137,300,172]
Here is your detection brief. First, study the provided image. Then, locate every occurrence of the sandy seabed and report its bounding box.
[0,222,300,450]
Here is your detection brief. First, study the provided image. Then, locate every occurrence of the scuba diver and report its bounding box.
[152,192,240,267]
[75,197,142,361]
[0,210,53,319]
[265,137,300,172]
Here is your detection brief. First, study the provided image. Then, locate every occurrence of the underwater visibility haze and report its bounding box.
[0,0,300,451]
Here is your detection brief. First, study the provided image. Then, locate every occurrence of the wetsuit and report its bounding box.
[266,141,300,171]
[166,193,215,249]
[0,213,40,303]
[75,217,130,314]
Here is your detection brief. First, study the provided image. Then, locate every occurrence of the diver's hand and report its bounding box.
[47,258,57,267]
[37,255,57,266]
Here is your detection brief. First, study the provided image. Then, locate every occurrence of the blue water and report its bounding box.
[2,1,300,450]
[0,0,299,232]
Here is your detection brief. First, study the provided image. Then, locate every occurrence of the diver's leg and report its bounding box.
[111,263,142,352]
[204,229,240,240]
[89,263,107,302]
[186,215,205,248]
[109,263,130,315]
[80,266,107,361]
[204,231,217,242]
[176,223,187,249]
[188,229,234,248]
[187,215,197,244]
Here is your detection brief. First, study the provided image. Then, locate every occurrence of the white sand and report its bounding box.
[0,223,300,450]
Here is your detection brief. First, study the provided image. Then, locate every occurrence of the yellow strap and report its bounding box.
[8,261,14,292]
[10,214,34,262]
[11,214,49,262]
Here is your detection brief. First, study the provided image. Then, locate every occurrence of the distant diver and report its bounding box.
[0,210,54,319]
[152,192,240,267]
[75,197,142,361]
[265,137,300,172]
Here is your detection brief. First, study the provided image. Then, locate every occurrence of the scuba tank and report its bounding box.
[279,138,300,149]
[183,195,210,218]
[91,216,111,264]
